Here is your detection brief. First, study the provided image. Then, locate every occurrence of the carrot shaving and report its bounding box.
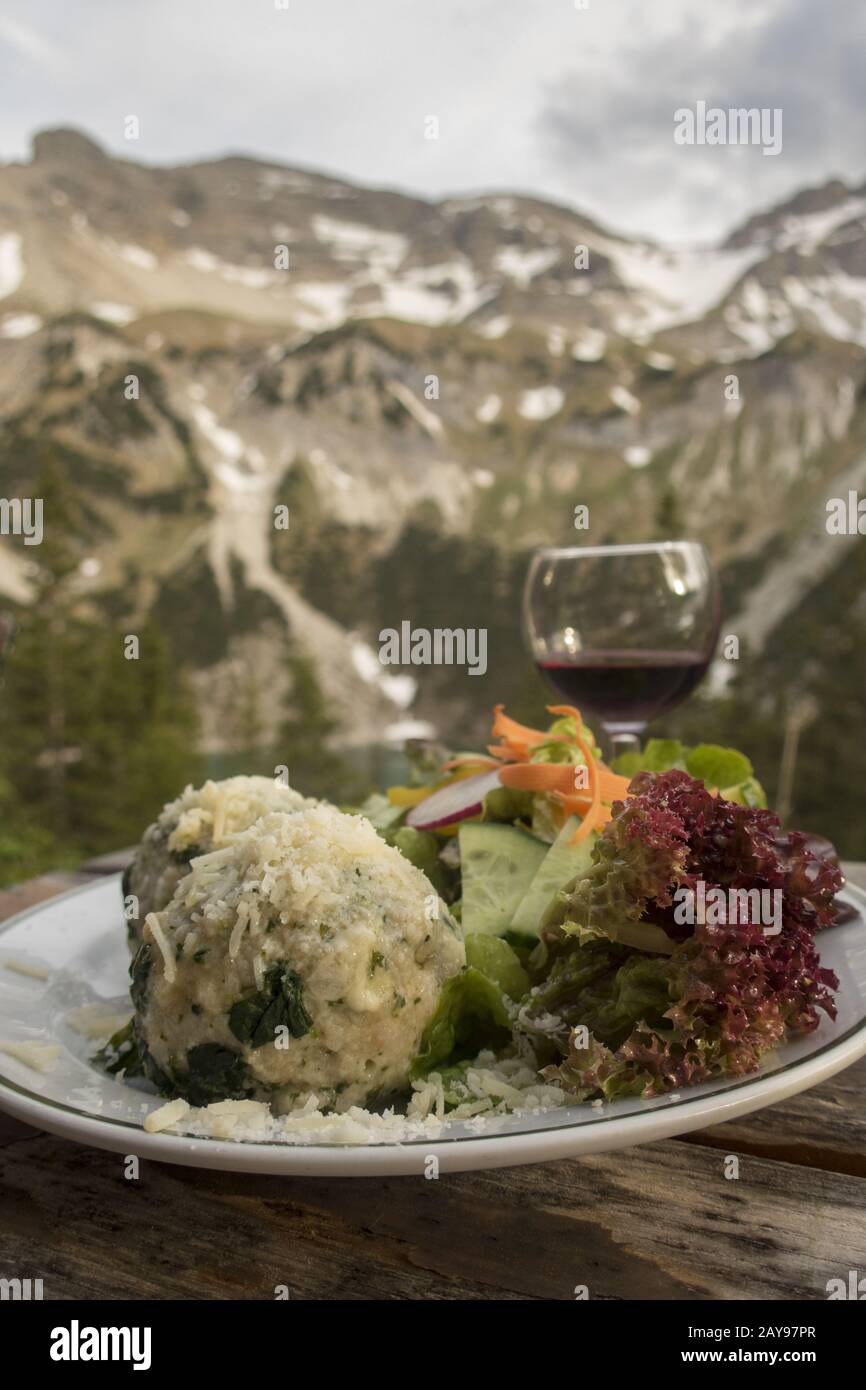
[497,756,630,804]
[499,763,585,794]
[545,704,584,724]
[569,727,600,843]
[415,704,636,850]
[490,705,552,749]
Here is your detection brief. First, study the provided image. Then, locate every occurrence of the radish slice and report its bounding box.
[405,769,503,830]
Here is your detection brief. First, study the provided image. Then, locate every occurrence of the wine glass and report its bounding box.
[522,542,721,762]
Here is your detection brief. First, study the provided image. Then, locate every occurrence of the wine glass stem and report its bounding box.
[605,726,643,765]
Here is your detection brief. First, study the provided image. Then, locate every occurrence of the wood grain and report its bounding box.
[0,1110,864,1300]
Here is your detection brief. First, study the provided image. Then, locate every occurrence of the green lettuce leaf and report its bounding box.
[612,738,765,806]
[464,932,529,1001]
[409,969,511,1079]
[685,743,752,789]
[481,786,535,824]
[526,938,673,1051]
[409,934,527,1079]
[347,791,405,832]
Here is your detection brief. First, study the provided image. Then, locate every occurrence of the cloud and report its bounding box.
[0,16,64,70]
[0,0,860,246]
[536,0,866,243]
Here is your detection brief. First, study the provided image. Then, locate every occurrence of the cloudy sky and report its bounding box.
[0,0,862,245]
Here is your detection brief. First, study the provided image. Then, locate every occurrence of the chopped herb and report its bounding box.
[129,942,152,1013]
[192,948,208,963]
[228,963,313,1049]
[170,843,205,865]
[177,1043,253,1106]
[369,950,387,975]
[393,993,406,1012]
[92,1019,144,1078]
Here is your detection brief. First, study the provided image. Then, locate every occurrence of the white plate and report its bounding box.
[0,875,864,1176]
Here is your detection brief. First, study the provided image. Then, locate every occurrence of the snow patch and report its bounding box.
[476,394,502,423]
[312,215,406,272]
[0,313,41,338]
[89,302,136,325]
[293,281,351,329]
[773,197,866,256]
[476,314,511,339]
[495,245,559,289]
[0,233,24,299]
[118,243,157,270]
[359,260,493,326]
[185,247,274,289]
[190,401,265,475]
[645,350,675,370]
[572,328,607,361]
[351,639,416,708]
[601,236,763,336]
[624,445,652,468]
[609,385,641,415]
[518,385,564,421]
[386,380,443,438]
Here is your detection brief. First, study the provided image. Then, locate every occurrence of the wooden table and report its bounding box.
[1,854,865,1302]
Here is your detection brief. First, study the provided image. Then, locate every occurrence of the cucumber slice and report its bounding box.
[510,816,597,937]
[458,822,548,937]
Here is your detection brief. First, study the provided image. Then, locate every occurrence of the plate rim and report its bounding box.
[1,874,864,1176]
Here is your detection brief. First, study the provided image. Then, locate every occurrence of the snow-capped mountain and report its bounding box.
[0,128,864,748]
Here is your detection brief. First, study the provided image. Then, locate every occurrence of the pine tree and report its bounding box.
[278,645,366,803]
[0,458,201,882]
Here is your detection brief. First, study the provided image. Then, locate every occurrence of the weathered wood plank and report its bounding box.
[0,1119,864,1300]
[0,872,89,924]
[681,1055,866,1177]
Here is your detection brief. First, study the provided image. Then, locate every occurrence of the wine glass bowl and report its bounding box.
[522,542,721,758]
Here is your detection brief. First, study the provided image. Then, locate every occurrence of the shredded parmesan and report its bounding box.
[2,957,50,980]
[0,1041,61,1072]
[144,1098,190,1133]
[141,1051,569,1146]
[144,912,176,983]
[65,1004,132,1040]
[227,897,251,961]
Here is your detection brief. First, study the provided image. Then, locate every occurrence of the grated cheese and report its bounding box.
[144,1097,190,1133]
[227,897,251,962]
[0,1040,61,1072]
[144,912,176,983]
[66,1005,132,1040]
[144,1051,568,1146]
[2,957,50,981]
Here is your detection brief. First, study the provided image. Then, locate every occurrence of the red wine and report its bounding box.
[537,650,710,724]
